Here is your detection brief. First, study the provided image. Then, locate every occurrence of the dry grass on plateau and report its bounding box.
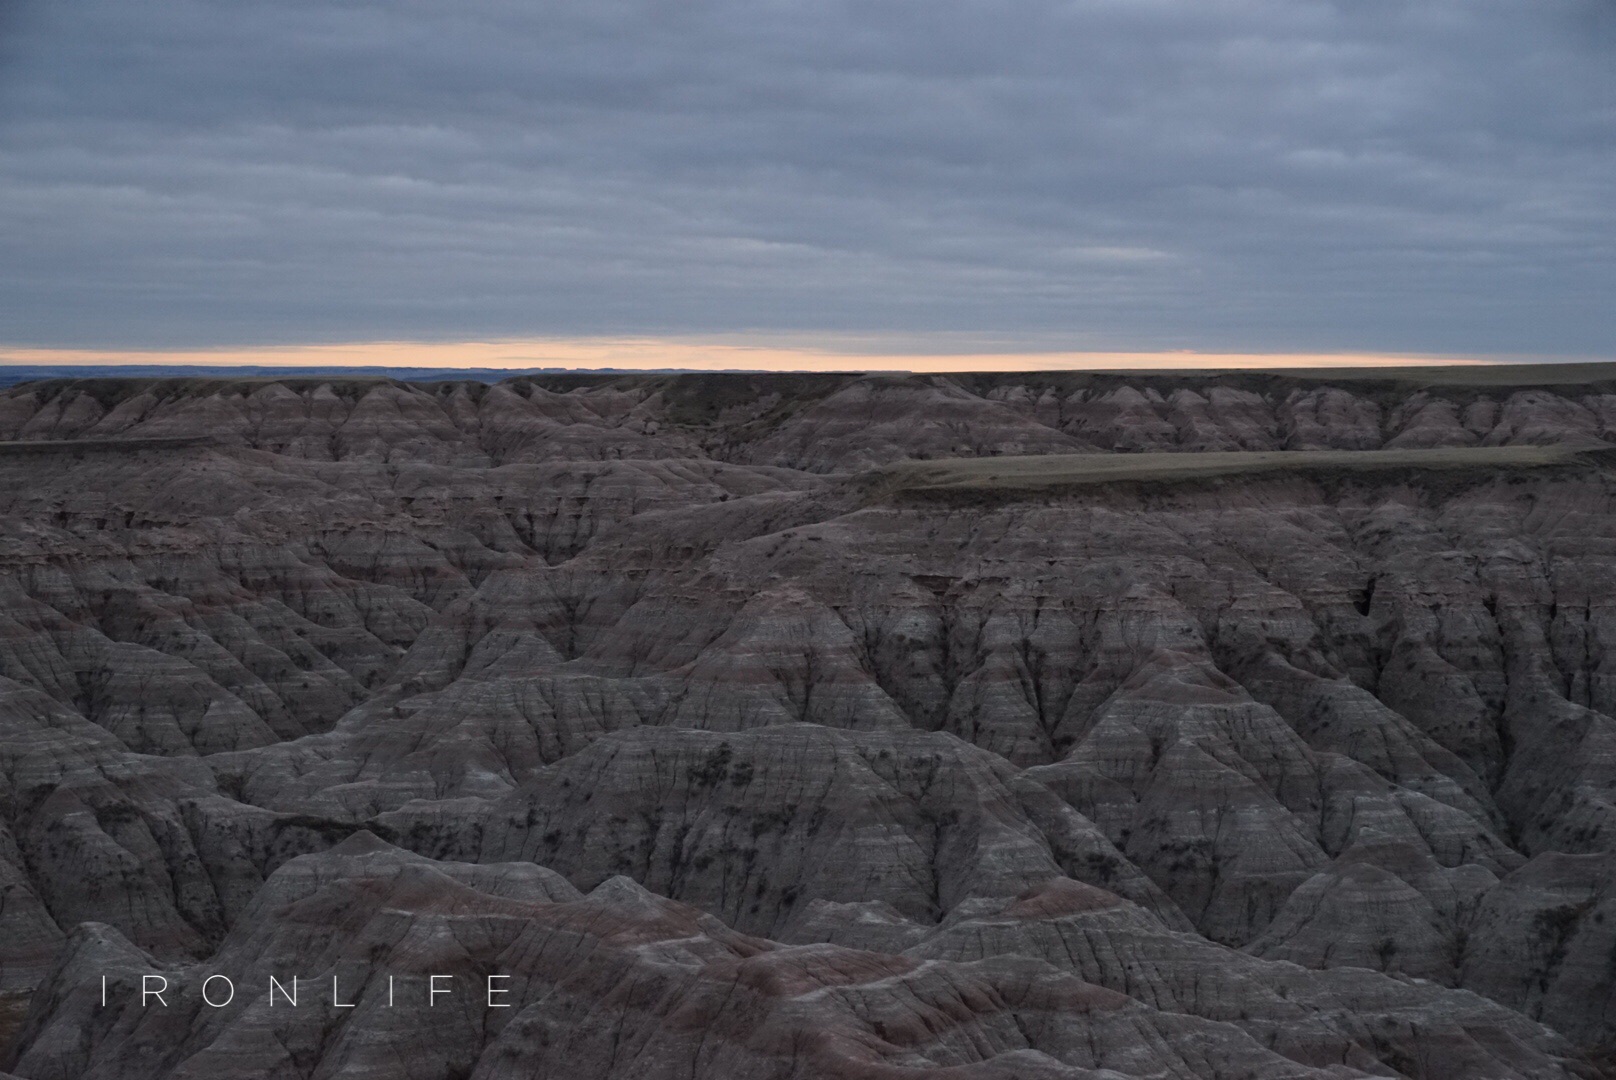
[872,445,1593,494]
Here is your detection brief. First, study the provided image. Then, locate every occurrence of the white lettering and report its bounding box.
[101,975,107,1007]
[269,975,297,1007]
[141,975,168,1007]
[201,975,235,1007]
[429,975,452,1006]
[332,974,356,1008]
[388,975,394,1007]
[487,975,510,1007]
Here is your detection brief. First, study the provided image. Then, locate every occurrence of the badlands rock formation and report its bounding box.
[2,367,1616,1078]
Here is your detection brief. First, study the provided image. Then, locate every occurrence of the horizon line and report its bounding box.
[0,338,1602,374]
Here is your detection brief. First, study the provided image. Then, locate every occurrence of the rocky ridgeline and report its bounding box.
[3,369,1616,469]
[2,370,1615,1079]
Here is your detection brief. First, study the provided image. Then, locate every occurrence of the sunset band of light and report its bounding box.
[0,339,1504,374]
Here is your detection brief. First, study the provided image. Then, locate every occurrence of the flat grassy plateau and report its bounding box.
[870,445,1601,495]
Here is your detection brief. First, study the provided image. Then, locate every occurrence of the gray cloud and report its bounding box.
[0,0,1612,354]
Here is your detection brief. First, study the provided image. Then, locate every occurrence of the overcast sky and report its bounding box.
[1,0,1612,358]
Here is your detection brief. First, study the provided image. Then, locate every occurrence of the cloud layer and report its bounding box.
[1,0,1612,354]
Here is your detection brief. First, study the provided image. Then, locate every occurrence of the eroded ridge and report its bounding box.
[2,369,1616,1079]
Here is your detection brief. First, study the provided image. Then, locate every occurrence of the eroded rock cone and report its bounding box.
[4,370,1616,1078]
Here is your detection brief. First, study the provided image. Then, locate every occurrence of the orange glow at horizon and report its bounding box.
[0,338,1506,373]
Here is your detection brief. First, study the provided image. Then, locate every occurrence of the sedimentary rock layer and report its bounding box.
[2,369,1615,1078]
